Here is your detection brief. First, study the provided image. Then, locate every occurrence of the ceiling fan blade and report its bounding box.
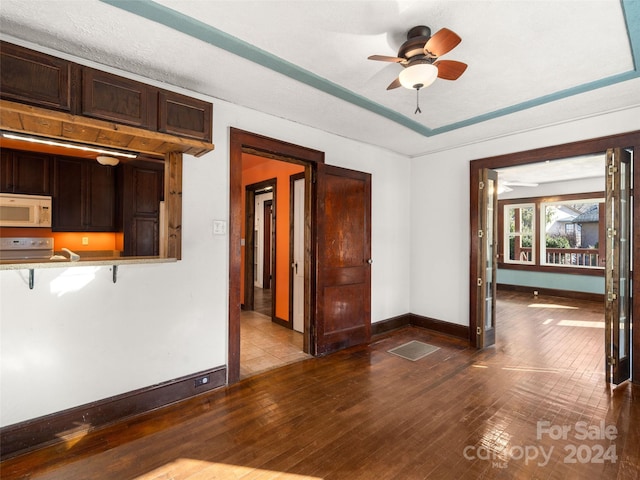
[368,54,405,63]
[386,77,402,90]
[434,60,467,80]
[424,28,461,57]
[504,181,539,187]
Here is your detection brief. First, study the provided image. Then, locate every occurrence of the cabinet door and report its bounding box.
[87,163,116,231]
[122,163,163,256]
[53,157,116,231]
[0,41,73,111]
[53,158,84,231]
[82,68,157,128]
[12,151,51,195]
[130,217,159,257]
[158,90,212,142]
[1,149,51,195]
[1,149,13,192]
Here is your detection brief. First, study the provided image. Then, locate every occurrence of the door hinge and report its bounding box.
[477,278,483,287]
[607,227,617,238]
[607,355,616,366]
[607,291,618,302]
[312,170,317,184]
[608,164,618,176]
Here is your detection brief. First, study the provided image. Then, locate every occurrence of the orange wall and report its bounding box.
[241,154,304,322]
[0,228,122,252]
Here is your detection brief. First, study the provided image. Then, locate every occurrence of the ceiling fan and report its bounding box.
[499,181,540,193]
[368,25,467,112]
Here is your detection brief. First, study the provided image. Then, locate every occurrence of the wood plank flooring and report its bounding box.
[1,292,638,479]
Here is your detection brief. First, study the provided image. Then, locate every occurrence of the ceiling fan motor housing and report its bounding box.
[398,25,433,62]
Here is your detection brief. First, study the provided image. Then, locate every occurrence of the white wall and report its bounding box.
[409,106,640,326]
[0,90,411,427]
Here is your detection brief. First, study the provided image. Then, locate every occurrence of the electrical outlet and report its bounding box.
[82,237,89,245]
[194,375,210,388]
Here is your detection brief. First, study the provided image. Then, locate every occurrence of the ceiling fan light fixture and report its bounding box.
[399,63,438,90]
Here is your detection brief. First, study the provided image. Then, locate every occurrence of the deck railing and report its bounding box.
[517,247,601,267]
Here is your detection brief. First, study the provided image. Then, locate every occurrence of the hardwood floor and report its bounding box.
[2,292,638,479]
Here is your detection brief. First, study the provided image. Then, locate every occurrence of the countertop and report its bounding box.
[0,255,176,270]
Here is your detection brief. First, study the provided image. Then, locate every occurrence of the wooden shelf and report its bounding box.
[0,100,214,158]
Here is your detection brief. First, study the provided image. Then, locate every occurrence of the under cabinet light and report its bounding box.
[1,132,137,159]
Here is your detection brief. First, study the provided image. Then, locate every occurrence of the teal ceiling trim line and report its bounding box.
[431,71,639,135]
[621,0,640,70]
[98,0,432,137]
[100,0,638,139]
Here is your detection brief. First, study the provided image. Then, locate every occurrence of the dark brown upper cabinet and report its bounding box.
[1,41,213,143]
[159,91,212,143]
[53,157,117,232]
[1,149,52,195]
[82,68,157,129]
[0,42,76,112]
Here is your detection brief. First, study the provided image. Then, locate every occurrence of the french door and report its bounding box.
[476,168,498,348]
[605,148,632,384]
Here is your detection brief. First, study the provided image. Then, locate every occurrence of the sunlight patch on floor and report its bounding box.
[502,366,565,373]
[134,458,324,479]
[528,303,578,310]
[557,320,605,329]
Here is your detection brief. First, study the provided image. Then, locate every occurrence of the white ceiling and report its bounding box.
[0,0,639,158]
[496,153,605,185]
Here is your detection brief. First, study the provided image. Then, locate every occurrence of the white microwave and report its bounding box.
[0,193,52,228]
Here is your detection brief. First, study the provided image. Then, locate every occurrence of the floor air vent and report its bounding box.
[387,340,439,361]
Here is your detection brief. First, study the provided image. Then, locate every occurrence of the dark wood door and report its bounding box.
[314,164,371,355]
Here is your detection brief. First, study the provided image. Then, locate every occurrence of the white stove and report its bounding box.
[0,237,54,260]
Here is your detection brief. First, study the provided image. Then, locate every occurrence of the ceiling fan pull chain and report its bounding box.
[415,87,422,114]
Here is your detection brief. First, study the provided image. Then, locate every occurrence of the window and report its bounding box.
[541,200,603,268]
[503,204,535,264]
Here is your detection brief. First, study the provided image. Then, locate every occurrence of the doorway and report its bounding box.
[228,129,321,383]
[241,168,305,379]
[229,128,373,384]
[244,179,276,318]
[469,131,639,385]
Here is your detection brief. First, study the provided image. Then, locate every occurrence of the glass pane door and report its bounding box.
[605,148,631,384]
[477,169,498,348]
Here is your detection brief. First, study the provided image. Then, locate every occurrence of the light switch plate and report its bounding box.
[213,220,227,235]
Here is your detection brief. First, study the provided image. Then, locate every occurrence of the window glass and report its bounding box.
[541,200,603,268]
[504,204,535,264]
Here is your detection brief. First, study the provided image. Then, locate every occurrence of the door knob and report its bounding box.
[367,258,373,264]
